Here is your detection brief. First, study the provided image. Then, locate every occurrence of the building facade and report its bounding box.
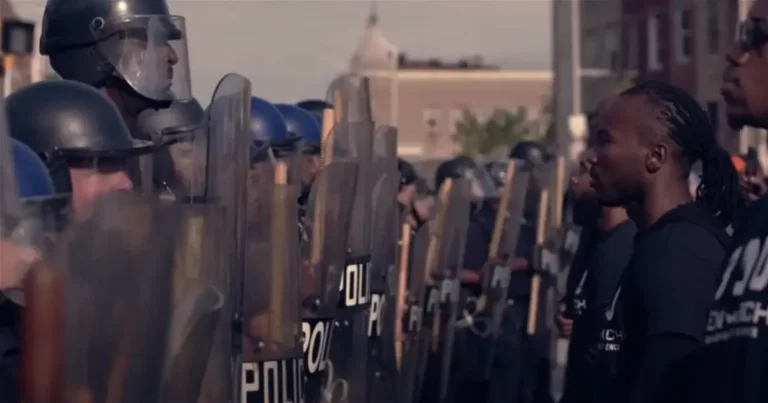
[347,10,552,161]
[603,0,745,152]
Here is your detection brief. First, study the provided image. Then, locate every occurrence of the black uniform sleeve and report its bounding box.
[626,334,699,403]
[641,223,721,339]
[514,223,536,262]
[462,220,490,271]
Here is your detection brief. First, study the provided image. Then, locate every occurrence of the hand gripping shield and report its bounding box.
[39,193,181,403]
[300,156,359,403]
[367,125,400,403]
[202,73,252,401]
[240,170,304,403]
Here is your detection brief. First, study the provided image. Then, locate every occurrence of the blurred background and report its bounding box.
[2,0,763,171]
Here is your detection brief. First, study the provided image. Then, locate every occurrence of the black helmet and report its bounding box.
[40,0,191,102]
[296,99,333,115]
[484,160,508,189]
[508,140,552,166]
[7,80,154,159]
[136,98,204,140]
[435,156,497,201]
[398,158,417,188]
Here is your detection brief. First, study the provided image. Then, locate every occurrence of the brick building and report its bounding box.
[581,0,749,152]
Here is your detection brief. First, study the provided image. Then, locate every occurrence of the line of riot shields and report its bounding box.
[11,69,571,403]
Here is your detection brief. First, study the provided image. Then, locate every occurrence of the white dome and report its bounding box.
[349,11,398,72]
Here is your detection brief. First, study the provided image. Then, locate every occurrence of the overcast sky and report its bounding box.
[14,0,552,103]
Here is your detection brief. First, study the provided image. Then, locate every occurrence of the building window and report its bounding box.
[675,7,693,63]
[707,0,720,54]
[647,13,664,71]
[706,101,719,130]
[422,107,442,131]
[448,107,466,134]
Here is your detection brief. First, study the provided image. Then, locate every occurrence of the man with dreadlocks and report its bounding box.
[653,2,768,402]
[586,81,744,403]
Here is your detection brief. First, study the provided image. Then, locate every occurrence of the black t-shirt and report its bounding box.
[606,202,729,403]
[657,196,768,403]
[562,219,636,403]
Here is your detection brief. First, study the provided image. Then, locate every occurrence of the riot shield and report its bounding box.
[325,77,375,403]
[50,192,180,403]
[240,174,304,403]
[326,74,373,124]
[475,159,532,377]
[300,158,359,403]
[367,125,400,403]
[202,73,252,402]
[162,206,227,403]
[408,179,470,403]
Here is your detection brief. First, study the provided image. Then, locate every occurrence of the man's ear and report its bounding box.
[646,143,667,173]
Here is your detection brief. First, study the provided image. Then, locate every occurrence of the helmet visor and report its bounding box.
[95,15,192,102]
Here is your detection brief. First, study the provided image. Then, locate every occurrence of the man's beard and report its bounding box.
[572,197,601,227]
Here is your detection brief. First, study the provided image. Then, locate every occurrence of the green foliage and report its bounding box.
[452,107,536,157]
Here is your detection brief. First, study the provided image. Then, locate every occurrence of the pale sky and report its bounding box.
[14,0,552,103]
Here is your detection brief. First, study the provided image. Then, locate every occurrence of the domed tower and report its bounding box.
[349,2,398,73]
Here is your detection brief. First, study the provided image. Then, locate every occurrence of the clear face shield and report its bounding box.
[96,15,192,102]
[462,166,498,203]
[158,126,208,201]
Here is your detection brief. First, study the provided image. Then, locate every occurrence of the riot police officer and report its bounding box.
[6,80,157,214]
[0,138,59,403]
[432,156,499,403]
[40,0,193,131]
[135,98,205,199]
[274,103,322,194]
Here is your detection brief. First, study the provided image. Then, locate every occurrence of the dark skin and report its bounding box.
[723,0,768,199]
[723,0,768,130]
[588,95,692,229]
[555,154,630,338]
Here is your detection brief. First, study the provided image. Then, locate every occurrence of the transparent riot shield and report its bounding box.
[367,125,400,403]
[326,117,374,403]
[473,159,531,377]
[49,192,180,403]
[202,73,252,402]
[300,157,359,403]
[162,206,227,403]
[407,178,469,403]
[240,175,304,403]
[326,74,373,124]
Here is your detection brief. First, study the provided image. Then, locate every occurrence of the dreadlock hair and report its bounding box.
[621,80,745,228]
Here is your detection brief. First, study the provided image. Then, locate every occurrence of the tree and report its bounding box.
[452,107,534,157]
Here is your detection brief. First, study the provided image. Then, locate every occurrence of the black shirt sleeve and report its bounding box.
[463,220,490,271]
[640,223,722,339]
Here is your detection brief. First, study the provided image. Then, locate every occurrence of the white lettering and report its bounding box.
[733,239,761,297]
[715,246,742,300]
[368,293,385,337]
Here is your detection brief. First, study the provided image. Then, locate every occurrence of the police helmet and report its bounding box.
[136,98,204,140]
[398,158,417,189]
[274,104,321,155]
[484,160,508,189]
[308,112,323,129]
[435,156,497,201]
[508,140,552,166]
[296,99,333,115]
[40,0,191,102]
[7,80,154,160]
[12,139,55,199]
[250,96,289,161]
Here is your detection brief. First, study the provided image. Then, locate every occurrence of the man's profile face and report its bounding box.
[722,0,768,129]
[69,159,133,214]
[587,95,647,208]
